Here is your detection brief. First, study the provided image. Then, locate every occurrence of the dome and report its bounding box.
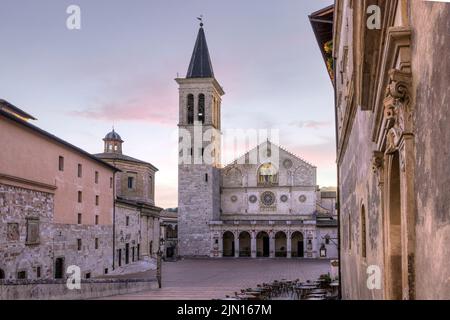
[104,129,123,141]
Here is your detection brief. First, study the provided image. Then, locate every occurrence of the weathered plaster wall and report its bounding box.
[115,204,141,266]
[410,1,450,300]
[339,110,384,300]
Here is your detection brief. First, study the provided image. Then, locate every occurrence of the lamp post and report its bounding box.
[156,238,165,288]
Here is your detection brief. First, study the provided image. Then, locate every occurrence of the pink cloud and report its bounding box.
[70,96,178,126]
[289,140,336,168]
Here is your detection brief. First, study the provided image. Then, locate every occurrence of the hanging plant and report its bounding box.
[324,40,334,79]
[324,40,333,54]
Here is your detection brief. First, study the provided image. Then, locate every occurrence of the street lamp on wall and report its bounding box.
[320,244,327,258]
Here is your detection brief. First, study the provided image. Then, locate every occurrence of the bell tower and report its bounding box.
[176,21,224,257]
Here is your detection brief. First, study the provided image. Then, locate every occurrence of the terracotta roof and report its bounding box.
[94,152,158,172]
[0,99,37,120]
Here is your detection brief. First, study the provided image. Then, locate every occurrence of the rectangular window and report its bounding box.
[95,195,99,206]
[104,268,108,275]
[77,191,82,203]
[77,213,82,225]
[58,156,64,171]
[127,177,134,189]
[325,238,330,245]
[95,238,99,250]
[95,171,99,184]
[110,177,113,188]
[17,271,27,279]
[36,266,41,278]
[77,164,82,178]
[95,215,99,225]
[126,216,129,227]
[77,239,82,251]
[26,217,40,245]
[205,173,208,182]
[85,273,91,279]
[149,176,153,198]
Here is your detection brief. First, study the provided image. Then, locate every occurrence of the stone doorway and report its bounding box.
[386,151,403,299]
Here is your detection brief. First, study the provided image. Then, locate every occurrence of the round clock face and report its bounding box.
[231,195,238,202]
[299,195,307,203]
[261,191,276,206]
[283,159,293,169]
[249,195,257,203]
[280,195,288,202]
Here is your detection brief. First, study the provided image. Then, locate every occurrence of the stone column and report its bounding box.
[234,233,240,258]
[218,232,224,258]
[287,232,292,258]
[269,234,275,258]
[141,216,149,259]
[251,231,256,258]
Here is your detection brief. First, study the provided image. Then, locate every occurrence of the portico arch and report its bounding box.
[223,231,235,257]
[256,231,270,257]
[238,231,251,257]
[291,231,304,258]
[275,231,287,257]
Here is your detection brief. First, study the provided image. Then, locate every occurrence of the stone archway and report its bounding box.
[291,231,304,258]
[256,231,270,257]
[275,231,287,257]
[238,231,251,257]
[223,231,235,257]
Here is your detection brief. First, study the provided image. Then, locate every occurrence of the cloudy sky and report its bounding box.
[0,0,335,208]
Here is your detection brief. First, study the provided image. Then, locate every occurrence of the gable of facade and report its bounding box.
[221,142,318,217]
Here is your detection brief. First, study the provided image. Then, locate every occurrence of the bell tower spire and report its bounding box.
[176,21,224,257]
[186,18,214,79]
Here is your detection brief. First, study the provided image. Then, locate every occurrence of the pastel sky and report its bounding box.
[0,0,335,209]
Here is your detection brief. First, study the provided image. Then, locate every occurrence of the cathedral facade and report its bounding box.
[177,24,337,260]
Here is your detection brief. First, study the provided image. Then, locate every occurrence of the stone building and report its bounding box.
[95,130,162,269]
[160,208,178,260]
[177,24,338,259]
[0,100,118,280]
[310,1,450,299]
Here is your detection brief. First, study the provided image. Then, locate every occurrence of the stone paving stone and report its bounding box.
[102,258,331,300]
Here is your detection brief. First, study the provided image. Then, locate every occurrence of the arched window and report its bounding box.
[187,94,194,124]
[361,205,367,258]
[198,94,205,123]
[257,163,278,185]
